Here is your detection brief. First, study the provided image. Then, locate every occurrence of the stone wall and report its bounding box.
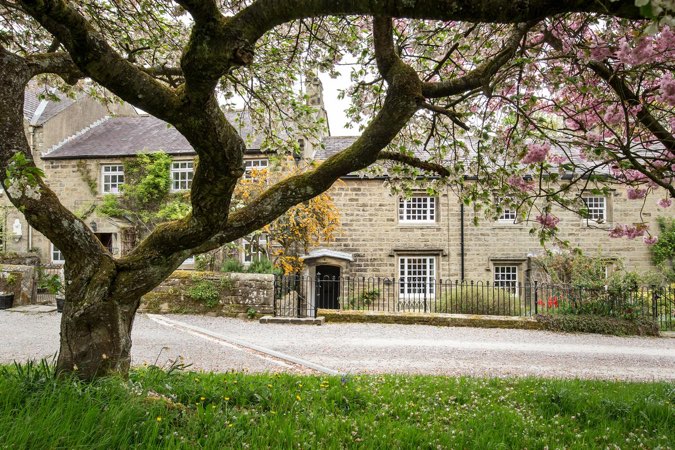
[0,264,37,306]
[140,270,274,317]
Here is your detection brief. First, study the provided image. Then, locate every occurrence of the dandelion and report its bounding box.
[224,397,230,401]
[200,396,205,401]
[156,417,162,422]
[296,395,301,401]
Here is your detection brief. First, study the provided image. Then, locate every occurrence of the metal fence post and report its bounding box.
[651,285,658,321]
[534,281,538,315]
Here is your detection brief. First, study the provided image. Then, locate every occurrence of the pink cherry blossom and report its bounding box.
[627,188,647,199]
[643,235,658,245]
[507,175,534,192]
[536,213,560,229]
[521,143,550,164]
[609,224,647,239]
[658,72,675,107]
[658,198,672,208]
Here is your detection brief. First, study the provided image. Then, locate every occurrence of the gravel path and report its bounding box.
[2,310,674,380]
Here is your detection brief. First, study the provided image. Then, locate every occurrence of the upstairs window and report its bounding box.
[494,196,519,223]
[171,161,194,192]
[398,196,436,223]
[101,165,124,194]
[582,196,606,222]
[244,159,268,180]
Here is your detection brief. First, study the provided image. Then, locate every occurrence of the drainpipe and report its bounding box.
[460,202,465,281]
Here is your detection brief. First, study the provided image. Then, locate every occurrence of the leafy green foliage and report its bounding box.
[218,257,279,274]
[434,289,523,315]
[37,273,63,295]
[186,280,220,308]
[246,257,280,275]
[534,252,609,289]
[650,217,675,281]
[536,314,659,336]
[97,152,192,247]
[346,288,380,309]
[221,258,244,273]
[4,153,44,189]
[0,365,672,448]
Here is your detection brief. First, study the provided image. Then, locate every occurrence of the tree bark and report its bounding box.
[57,283,138,377]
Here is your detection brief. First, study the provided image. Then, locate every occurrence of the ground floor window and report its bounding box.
[398,256,436,297]
[493,265,518,293]
[242,234,268,265]
[51,243,64,264]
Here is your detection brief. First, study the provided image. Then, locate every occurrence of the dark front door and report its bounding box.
[316,265,340,309]
[95,233,114,253]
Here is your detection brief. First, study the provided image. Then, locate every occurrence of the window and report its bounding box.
[493,265,518,293]
[398,256,436,298]
[398,196,436,223]
[51,243,65,264]
[242,234,267,265]
[101,165,124,194]
[496,197,517,222]
[244,159,268,179]
[171,161,193,191]
[582,196,606,222]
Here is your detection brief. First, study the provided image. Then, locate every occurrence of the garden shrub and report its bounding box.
[187,280,220,308]
[246,258,280,275]
[346,289,380,309]
[535,314,659,336]
[221,258,244,273]
[433,288,524,315]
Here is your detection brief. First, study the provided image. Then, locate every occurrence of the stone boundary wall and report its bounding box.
[140,271,275,317]
[0,264,37,306]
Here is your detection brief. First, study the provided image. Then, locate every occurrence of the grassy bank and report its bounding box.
[0,362,672,448]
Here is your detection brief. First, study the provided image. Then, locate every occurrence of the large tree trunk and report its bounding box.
[56,288,141,379]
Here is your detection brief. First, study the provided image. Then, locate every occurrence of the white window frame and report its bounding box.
[582,196,607,223]
[242,234,268,265]
[398,196,436,224]
[51,243,65,264]
[493,265,519,294]
[398,256,436,299]
[171,161,194,192]
[101,164,124,194]
[243,159,269,180]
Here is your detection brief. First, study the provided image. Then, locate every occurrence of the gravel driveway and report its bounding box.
[2,310,674,380]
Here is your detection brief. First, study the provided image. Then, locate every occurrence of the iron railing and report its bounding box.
[273,275,675,330]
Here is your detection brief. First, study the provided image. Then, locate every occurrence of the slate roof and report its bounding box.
[23,88,75,126]
[316,136,358,159]
[43,111,263,160]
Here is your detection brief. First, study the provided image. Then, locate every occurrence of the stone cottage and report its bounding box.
[4,84,669,290]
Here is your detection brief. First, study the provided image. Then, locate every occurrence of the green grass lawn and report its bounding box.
[0,362,672,449]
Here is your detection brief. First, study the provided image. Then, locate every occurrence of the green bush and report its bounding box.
[187,280,220,308]
[346,289,380,309]
[433,288,524,315]
[221,258,244,273]
[246,257,280,275]
[535,314,659,336]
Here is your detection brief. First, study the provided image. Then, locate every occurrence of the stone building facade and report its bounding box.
[309,176,667,286]
[4,85,669,286]
[2,87,136,262]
